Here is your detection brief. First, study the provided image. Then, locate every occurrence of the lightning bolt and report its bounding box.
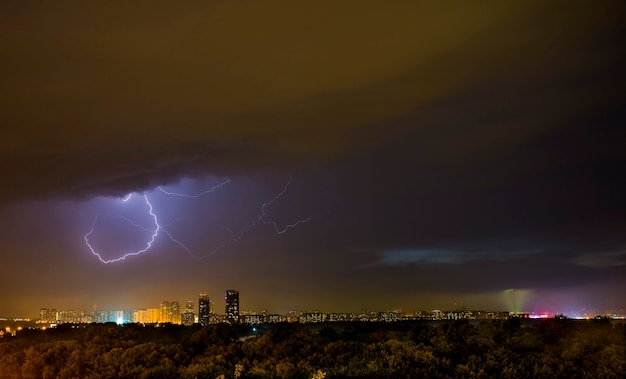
[203,178,312,258]
[84,194,159,264]
[84,178,310,263]
[260,179,312,234]
[84,180,227,263]
[157,178,231,198]
[236,178,311,237]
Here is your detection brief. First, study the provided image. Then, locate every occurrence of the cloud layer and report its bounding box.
[2,1,623,202]
[0,1,624,316]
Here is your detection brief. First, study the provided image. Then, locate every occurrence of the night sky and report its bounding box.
[1,1,624,318]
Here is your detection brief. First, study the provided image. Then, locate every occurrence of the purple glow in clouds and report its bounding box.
[83,178,311,263]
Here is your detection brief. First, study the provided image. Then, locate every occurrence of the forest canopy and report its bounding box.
[0,319,624,379]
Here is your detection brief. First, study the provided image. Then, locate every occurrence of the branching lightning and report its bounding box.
[260,179,312,234]
[85,194,160,264]
[157,178,231,198]
[84,178,310,263]
[205,178,312,258]
[234,178,312,237]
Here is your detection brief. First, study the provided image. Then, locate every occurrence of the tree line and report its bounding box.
[0,318,624,378]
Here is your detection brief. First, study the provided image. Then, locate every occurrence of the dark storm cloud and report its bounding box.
[1,1,625,315]
[1,1,622,202]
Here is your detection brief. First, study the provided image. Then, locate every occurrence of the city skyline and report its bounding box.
[1,2,624,318]
[17,302,626,326]
[10,285,626,322]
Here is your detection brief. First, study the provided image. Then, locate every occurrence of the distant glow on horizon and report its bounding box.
[529,313,550,319]
[501,288,532,313]
[83,178,311,263]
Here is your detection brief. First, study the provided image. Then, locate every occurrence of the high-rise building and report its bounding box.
[181,300,195,326]
[133,309,148,324]
[39,308,50,323]
[198,292,210,326]
[225,290,239,324]
[160,301,171,323]
[93,310,106,323]
[181,311,194,326]
[171,301,181,324]
[147,308,160,323]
